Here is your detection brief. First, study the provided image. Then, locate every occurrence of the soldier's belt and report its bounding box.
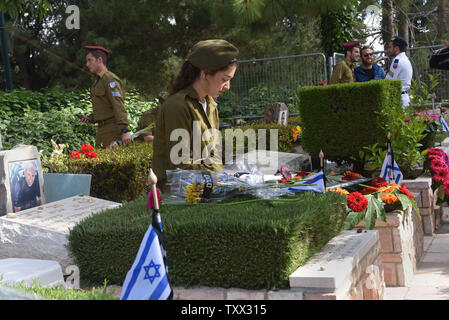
[96,117,115,126]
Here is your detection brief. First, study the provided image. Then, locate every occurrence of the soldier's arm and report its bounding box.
[105,77,131,127]
[330,64,342,84]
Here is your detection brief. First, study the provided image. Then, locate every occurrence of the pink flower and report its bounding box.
[430,159,447,172]
[147,188,163,209]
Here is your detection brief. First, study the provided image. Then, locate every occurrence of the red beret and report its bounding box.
[343,41,360,48]
[83,46,110,55]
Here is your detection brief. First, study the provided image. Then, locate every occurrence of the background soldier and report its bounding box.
[330,41,360,84]
[78,46,132,148]
[135,92,168,143]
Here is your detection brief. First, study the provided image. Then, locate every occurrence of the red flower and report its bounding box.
[147,188,163,209]
[85,151,97,159]
[430,159,447,172]
[433,168,449,183]
[361,187,377,195]
[347,192,368,212]
[80,144,94,154]
[70,150,80,159]
[319,79,328,86]
[371,176,388,188]
[342,171,362,181]
[400,184,414,199]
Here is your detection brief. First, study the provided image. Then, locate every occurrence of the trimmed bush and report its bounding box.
[68,191,347,289]
[297,80,402,162]
[222,123,296,156]
[64,141,153,202]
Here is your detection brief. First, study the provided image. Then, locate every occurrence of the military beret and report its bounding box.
[83,46,110,55]
[343,41,360,49]
[187,39,239,70]
[392,36,408,48]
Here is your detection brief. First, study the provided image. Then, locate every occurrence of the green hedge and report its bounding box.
[0,88,155,156]
[222,123,297,156]
[68,191,347,289]
[297,80,402,162]
[63,141,153,202]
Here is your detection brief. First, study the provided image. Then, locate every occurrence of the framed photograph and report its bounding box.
[0,145,45,216]
[9,160,42,213]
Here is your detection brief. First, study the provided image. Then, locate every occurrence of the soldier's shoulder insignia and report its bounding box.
[109,80,117,89]
[388,71,394,77]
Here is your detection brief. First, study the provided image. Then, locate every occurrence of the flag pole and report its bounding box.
[319,149,327,188]
[387,132,394,181]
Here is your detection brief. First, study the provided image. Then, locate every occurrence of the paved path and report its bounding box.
[385,222,449,300]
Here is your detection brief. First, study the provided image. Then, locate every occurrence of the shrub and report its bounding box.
[61,141,154,202]
[68,191,347,289]
[0,87,156,156]
[297,80,402,163]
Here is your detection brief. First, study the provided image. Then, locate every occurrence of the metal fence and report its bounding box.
[219,53,327,121]
[221,45,449,121]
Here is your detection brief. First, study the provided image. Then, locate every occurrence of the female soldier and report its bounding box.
[152,39,239,190]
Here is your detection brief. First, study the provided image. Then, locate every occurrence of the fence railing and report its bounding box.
[220,45,449,121]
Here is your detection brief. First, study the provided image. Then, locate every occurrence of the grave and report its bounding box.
[0,258,65,288]
[263,102,289,126]
[0,145,45,216]
[289,230,385,300]
[168,230,385,300]
[232,150,311,175]
[0,195,121,270]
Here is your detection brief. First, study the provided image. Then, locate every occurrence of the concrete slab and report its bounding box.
[0,258,64,287]
[384,287,409,300]
[404,286,449,300]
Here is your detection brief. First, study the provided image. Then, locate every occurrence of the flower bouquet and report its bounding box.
[329,176,420,230]
[426,147,449,205]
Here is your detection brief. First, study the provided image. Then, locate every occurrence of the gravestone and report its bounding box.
[289,230,385,299]
[233,150,311,175]
[0,145,45,216]
[263,102,289,126]
[0,195,121,270]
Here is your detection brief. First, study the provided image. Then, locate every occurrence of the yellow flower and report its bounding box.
[377,183,400,193]
[329,187,349,196]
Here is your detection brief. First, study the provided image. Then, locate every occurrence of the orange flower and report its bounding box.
[380,193,399,204]
[329,187,349,196]
[377,183,400,193]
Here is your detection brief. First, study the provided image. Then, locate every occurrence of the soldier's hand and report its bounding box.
[122,132,132,145]
[77,114,91,124]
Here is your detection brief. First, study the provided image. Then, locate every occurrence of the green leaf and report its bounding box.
[364,197,377,230]
[344,210,365,230]
[372,196,386,222]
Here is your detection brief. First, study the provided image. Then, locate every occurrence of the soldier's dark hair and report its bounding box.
[344,45,359,57]
[169,60,238,96]
[361,45,373,55]
[391,37,407,52]
[88,49,108,65]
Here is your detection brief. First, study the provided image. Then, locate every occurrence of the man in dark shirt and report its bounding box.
[354,46,386,82]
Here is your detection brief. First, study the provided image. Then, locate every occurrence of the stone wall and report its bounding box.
[356,207,423,287]
[164,230,385,300]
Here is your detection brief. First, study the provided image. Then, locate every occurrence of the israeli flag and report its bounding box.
[120,212,172,300]
[280,172,326,194]
[380,145,403,185]
[440,115,449,133]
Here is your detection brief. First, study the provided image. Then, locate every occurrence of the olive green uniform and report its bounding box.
[330,60,355,84]
[90,68,131,147]
[152,85,222,190]
[135,107,158,141]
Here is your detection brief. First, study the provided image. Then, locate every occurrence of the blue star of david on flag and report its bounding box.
[143,260,161,284]
[380,144,403,185]
[120,212,172,300]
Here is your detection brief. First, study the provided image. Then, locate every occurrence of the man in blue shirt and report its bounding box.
[354,46,386,82]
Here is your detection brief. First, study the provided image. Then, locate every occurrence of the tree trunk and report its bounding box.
[381,0,395,49]
[437,0,448,41]
[396,0,409,46]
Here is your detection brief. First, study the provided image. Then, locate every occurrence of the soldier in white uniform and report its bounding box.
[385,36,413,108]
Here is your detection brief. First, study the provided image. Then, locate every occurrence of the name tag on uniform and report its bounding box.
[112,91,121,97]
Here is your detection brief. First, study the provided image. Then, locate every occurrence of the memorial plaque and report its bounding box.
[263,102,289,126]
[289,230,378,289]
[0,145,45,216]
[0,195,121,269]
